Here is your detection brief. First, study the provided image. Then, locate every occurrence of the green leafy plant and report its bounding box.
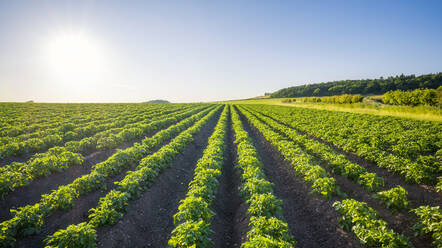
[333,199,412,247]
[374,186,409,213]
[88,190,130,227]
[411,206,441,248]
[358,172,384,192]
[44,222,96,248]
[169,220,213,248]
[168,106,228,247]
[247,216,295,246]
[43,106,221,248]
[231,106,296,248]
[0,105,214,247]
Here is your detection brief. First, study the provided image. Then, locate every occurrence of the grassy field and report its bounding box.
[218,97,442,122]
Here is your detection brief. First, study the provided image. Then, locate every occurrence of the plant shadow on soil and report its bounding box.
[236,107,362,248]
[0,127,168,223]
[251,108,439,247]
[209,110,248,248]
[95,110,221,248]
[254,108,441,205]
[14,110,219,248]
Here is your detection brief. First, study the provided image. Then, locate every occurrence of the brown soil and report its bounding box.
[316,160,432,248]
[15,110,220,248]
[238,109,362,248]
[5,107,438,248]
[250,109,436,247]
[0,129,163,223]
[209,111,248,248]
[255,109,442,207]
[95,111,220,248]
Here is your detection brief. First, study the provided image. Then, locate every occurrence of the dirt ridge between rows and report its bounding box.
[252,108,442,206]
[95,110,221,248]
[237,107,361,248]
[209,109,248,248]
[13,110,219,247]
[246,108,435,248]
[0,124,171,223]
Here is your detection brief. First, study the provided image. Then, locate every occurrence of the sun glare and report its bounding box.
[45,31,106,85]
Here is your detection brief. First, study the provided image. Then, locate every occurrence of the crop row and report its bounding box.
[63,105,198,153]
[0,105,190,173]
[0,105,108,136]
[238,106,340,198]
[0,105,192,158]
[0,105,217,247]
[44,105,223,248]
[0,103,148,138]
[333,199,412,247]
[237,105,410,247]
[0,106,136,144]
[243,105,442,248]
[168,105,228,247]
[0,106,206,197]
[1,104,193,144]
[253,103,440,163]
[243,106,410,212]
[0,105,157,146]
[246,105,441,186]
[231,106,295,248]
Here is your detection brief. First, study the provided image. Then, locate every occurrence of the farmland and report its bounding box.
[0,102,440,248]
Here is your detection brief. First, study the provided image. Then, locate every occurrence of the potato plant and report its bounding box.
[231,106,295,248]
[44,106,222,248]
[0,106,214,247]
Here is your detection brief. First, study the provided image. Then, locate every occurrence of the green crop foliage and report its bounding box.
[333,199,412,247]
[169,106,228,247]
[0,105,214,247]
[358,172,385,192]
[44,222,96,248]
[374,186,409,213]
[412,206,442,248]
[231,106,296,248]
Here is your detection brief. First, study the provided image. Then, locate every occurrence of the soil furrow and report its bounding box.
[252,108,442,206]
[318,163,432,248]
[237,108,361,248]
[246,108,434,248]
[209,111,247,248]
[95,111,220,248]
[14,118,201,248]
[0,127,167,222]
[15,110,219,248]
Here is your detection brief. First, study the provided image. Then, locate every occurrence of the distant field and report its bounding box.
[218,97,442,122]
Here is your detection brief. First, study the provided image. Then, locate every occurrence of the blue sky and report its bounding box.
[0,0,441,102]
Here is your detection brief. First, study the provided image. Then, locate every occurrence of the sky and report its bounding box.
[0,0,441,103]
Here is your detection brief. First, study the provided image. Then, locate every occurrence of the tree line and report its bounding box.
[282,94,364,104]
[270,73,442,98]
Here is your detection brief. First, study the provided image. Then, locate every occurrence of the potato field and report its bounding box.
[0,103,440,248]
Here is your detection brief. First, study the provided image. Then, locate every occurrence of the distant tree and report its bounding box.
[145,100,170,103]
[313,88,320,95]
[270,72,442,98]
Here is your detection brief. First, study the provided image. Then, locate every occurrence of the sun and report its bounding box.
[45,31,106,85]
